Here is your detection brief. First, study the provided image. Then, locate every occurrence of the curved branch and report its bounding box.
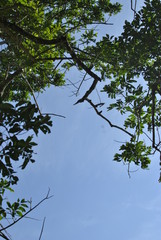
[42,113,66,118]
[74,78,99,104]
[64,39,101,104]
[65,39,101,82]
[0,189,53,233]
[86,98,134,137]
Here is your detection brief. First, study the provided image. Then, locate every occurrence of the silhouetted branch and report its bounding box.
[0,231,10,240]
[39,217,46,240]
[86,98,134,137]
[0,189,53,233]
[23,75,42,115]
[42,113,66,118]
[65,39,101,104]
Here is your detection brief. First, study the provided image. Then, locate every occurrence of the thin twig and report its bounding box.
[0,223,12,240]
[96,88,101,103]
[65,39,101,104]
[128,163,131,178]
[76,72,88,96]
[0,232,10,240]
[39,217,46,240]
[22,75,42,115]
[131,0,137,17]
[53,59,63,71]
[157,127,161,145]
[152,87,156,148]
[42,113,66,118]
[143,131,153,143]
[66,79,81,89]
[0,189,53,233]
[86,98,133,137]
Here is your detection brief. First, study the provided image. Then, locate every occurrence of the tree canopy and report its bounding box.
[0,0,160,238]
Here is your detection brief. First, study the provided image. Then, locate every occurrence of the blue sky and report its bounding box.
[6,1,161,239]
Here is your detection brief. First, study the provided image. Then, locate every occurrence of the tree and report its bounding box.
[91,0,161,177]
[0,0,160,238]
[0,0,121,238]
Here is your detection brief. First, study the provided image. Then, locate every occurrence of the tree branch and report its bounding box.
[0,18,66,45]
[0,231,10,240]
[152,87,156,148]
[65,39,101,104]
[22,75,42,115]
[0,189,53,233]
[42,113,66,118]
[74,78,99,104]
[0,68,22,97]
[86,98,134,137]
[39,217,46,240]
[65,39,101,82]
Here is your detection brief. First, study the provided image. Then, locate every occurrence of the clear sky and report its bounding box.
[6,1,161,240]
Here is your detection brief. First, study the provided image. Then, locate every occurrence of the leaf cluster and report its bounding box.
[0,100,52,184]
[0,0,122,231]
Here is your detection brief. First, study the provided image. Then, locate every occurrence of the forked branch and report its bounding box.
[0,189,53,233]
[65,39,101,104]
[86,98,134,137]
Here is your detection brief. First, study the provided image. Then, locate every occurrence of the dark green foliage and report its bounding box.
[96,0,161,171]
[0,100,52,231]
[0,100,52,184]
[0,0,121,101]
[0,0,160,237]
[0,0,122,234]
[114,140,151,169]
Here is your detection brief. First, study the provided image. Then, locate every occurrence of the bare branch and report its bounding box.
[131,0,137,17]
[22,76,66,118]
[65,40,100,81]
[74,77,99,104]
[76,72,88,97]
[89,22,113,25]
[39,217,46,240]
[0,189,53,233]
[152,86,156,148]
[0,232,10,240]
[22,75,42,115]
[65,39,101,104]
[42,113,66,119]
[86,98,134,137]
[95,88,101,103]
[128,163,131,179]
